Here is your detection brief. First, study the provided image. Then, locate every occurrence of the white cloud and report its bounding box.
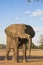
[24,11,30,14]
[34,27,39,32]
[31,9,43,16]
[40,17,43,20]
[34,27,43,32]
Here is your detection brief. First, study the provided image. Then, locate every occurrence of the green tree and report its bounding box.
[0,44,6,49]
[39,44,43,49]
[31,43,38,49]
[38,35,43,49]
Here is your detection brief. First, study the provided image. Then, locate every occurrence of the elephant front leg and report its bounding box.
[14,47,19,62]
[5,36,11,60]
[23,44,26,62]
[5,49,10,60]
[5,43,10,60]
[14,38,19,62]
[28,36,32,56]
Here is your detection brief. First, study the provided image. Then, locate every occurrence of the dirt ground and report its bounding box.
[0,49,43,65]
[0,49,43,56]
[0,60,43,65]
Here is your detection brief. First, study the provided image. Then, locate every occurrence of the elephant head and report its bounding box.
[5,24,35,39]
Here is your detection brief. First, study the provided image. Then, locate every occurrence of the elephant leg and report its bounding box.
[5,36,10,60]
[23,44,26,62]
[5,48,10,60]
[14,38,19,62]
[13,45,19,62]
[13,48,15,61]
[5,43,10,60]
[29,36,32,56]
[14,45,18,62]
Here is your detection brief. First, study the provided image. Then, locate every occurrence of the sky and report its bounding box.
[0,0,43,46]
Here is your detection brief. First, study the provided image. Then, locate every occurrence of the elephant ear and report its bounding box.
[25,25,35,38]
[5,24,18,38]
[5,24,14,35]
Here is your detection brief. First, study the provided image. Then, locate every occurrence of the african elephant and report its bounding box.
[5,24,35,62]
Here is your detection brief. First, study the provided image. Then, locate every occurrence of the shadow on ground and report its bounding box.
[0,56,43,62]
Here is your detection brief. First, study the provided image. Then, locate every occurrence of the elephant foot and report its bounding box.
[12,58,16,61]
[13,58,18,63]
[23,59,26,62]
[4,57,8,61]
[12,57,18,62]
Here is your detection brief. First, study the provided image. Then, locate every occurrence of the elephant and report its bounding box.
[5,24,35,62]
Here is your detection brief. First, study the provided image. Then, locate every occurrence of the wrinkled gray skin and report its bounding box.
[5,24,35,62]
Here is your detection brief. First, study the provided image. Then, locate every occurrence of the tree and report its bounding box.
[27,43,38,49]
[39,35,43,44]
[31,43,38,49]
[38,35,43,49]
[0,44,6,49]
[39,44,43,49]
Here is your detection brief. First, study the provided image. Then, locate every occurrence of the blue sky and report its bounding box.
[0,0,43,45]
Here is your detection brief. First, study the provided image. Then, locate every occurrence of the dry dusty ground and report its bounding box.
[0,49,43,65]
[0,60,43,65]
